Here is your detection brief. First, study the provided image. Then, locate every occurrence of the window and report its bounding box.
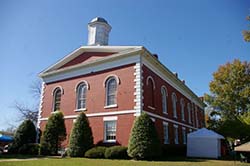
[195,106,199,128]
[187,103,191,124]
[105,77,117,106]
[147,77,155,107]
[76,83,87,110]
[163,122,169,144]
[172,93,177,118]
[182,127,187,144]
[161,86,168,114]
[104,121,117,142]
[180,98,185,121]
[174,125,179,144]
[53,87,62,112]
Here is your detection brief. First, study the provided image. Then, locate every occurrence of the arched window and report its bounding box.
[172,93,177,118]
[106,77,117,106]
[147,76,155,107]
[53,87,62,112]
[180,98,185,121]
[76,82,87,110]
[187,103,191,124]
[161,86,168,114]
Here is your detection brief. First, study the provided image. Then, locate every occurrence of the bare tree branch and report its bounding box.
[29,79,42,99]
[13,101,38,124]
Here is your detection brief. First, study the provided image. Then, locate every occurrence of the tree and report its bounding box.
[242,15,250,42]
[127,113,161,160]
[12,79,42,124]
[40,111,66,155]
[8,119,37,153]
[68,112,93,157]
[204,59,250,120]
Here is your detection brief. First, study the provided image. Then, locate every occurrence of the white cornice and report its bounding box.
[40,46,143,75]
[141,51,205,109]
[40,47,142,78]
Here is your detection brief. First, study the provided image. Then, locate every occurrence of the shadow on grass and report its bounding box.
[0,154,40,160]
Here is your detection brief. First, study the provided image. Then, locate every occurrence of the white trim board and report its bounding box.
[42,54,141,83]
[39,110,137,121]
[142,56,204,109]
[143,111,198,130]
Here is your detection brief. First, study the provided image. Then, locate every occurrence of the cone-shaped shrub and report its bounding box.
[68,112,93,157]
[127,112,161,160]
[40,111,66,155]
[8,119,37,153]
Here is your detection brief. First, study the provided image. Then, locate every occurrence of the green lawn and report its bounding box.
[0,157,249,166]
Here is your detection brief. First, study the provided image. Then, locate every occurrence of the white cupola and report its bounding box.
[87,17,112,46]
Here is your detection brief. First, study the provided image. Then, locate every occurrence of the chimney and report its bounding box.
[152,54,158,59]
[88,17,112,46]
[174,72,178,78]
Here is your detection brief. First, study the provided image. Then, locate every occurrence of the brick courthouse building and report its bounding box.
[38,17,205,147]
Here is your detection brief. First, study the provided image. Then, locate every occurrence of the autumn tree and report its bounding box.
[242,15,250,42]
[205,59,250,120]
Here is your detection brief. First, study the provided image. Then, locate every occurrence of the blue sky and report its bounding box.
[0,0,249,130]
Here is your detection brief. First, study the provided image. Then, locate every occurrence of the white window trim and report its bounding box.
[75,82,88,110]
[172,93,177,118]
[174,125,179,144]
[163,121,169,144]
[52,87,63,112]
[105,76,118,107]
[104,104,118,109]
[103,118,117,143]
[74,108,87,112]
[182,127,187,145]
[146,76,156,89]
[180,98,185,121]
[161,86,168,114]
[148,106,156,110]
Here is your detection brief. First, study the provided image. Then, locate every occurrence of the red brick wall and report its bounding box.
[40,64,136,146]
[142,64,205,145]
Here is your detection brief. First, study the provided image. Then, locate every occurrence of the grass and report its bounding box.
[0,157,249,166]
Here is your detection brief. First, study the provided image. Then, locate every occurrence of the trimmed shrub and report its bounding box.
[105,146,128,159]
[40,111,66,155]
[84,146,107,158]
[8,119,37,154]
[127,112,161,160]
[18,143,40,155]
[68,112,93,157]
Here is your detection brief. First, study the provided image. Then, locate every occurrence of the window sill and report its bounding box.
[148,106,156,110]
[104,104,118,109]
[103,140,116,143]
[163,112,168,115]
[74,108,87,112]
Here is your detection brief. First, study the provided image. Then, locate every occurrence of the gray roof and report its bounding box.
[90,17,108,24]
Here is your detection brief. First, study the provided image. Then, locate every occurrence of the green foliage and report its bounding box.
[18,143,40,155]
[205,59,250,119]
[127,113,161,160]
[104,146,128,159]
[68,112,93,157]
[40,111,66,155]
[217,112,250,142]
[243,15,250,42]
[8,120,37,154]
[84,146,107,158]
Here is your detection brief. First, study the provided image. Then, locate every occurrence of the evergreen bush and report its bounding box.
[8,119,37,154]
[84,146,107,158]
[104,146,128,159]
[68,112,93,157]
[127,112,161,160]
[40,111,66,155]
